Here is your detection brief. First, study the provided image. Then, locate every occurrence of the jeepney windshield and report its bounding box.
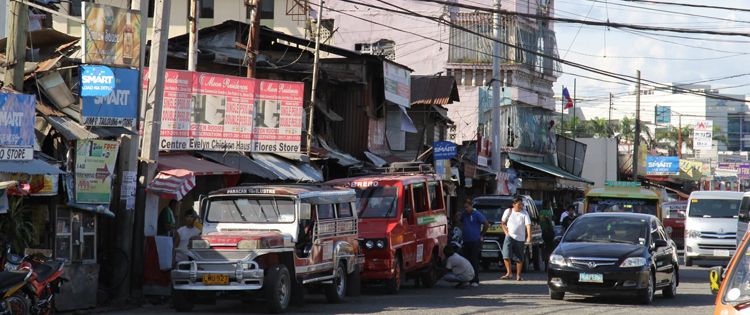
[356,186,398,218]
[475,200,513,223]
[722,238,750,306]
[587,197,658,216]
[205,196,296,223]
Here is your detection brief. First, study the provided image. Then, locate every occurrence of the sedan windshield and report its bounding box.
[722,239,750,306]
[356,186,398,218]
[563,216,649,245]
[688,199,741,218]
[206,197,295,223]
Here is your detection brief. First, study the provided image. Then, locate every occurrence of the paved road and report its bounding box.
[108,266,715,315]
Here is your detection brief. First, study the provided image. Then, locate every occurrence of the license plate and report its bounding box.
[482,251,499,258]
[579,273,604,283]
[714,250,731,257]
[202,274,229,285]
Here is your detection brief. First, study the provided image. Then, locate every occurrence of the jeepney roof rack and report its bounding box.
[350,162,435,176]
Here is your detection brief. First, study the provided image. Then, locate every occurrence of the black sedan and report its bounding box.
[547,212,679,304]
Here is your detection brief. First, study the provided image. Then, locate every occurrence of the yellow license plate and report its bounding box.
[202,274,229,285]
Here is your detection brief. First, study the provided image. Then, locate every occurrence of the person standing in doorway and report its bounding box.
[158,199,178,236]
[500,196,532,281]
[461,198,490,287]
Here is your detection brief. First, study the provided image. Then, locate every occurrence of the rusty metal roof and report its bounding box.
[410,75,460,106]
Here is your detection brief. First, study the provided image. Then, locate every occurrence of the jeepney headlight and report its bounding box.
[190,239,210,249]
[376,239,386,249]
[365,240,374,249]
[238,240,261,250]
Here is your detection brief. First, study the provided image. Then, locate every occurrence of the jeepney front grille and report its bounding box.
[193,250,254,261]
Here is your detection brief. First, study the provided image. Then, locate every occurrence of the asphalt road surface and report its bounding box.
[108,266,716,315]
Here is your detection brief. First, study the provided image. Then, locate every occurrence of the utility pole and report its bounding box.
[572,78,577,138]
[307,0,324,155]
[4,1,28,89]
[608,93,613,136]
[633,70,642,182]
[490,0,503,175]
[188,0,200,71]
[133,0,171,294]
[245,0,262,78]
[678,114,682,158]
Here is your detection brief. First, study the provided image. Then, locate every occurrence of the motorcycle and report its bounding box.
[18,254,64,315]
[0,269,32,315]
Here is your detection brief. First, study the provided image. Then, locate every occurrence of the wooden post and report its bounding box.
[246,0,261,78]
[4,1,28,89]
[307,0,324,155]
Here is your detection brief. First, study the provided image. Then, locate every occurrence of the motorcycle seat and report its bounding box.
[0,271,29,294]
[34,260,63,283]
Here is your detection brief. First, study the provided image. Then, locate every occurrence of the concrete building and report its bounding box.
[0,0,6,39]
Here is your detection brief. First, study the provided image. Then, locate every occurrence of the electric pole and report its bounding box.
[633,70,642,182]
[608,93,613,137]
[188,0,200,71]
[678,114,682,158]
[490,0,503,175]
[307,0,324,155]
[4,1,28,89]
[246,0,262,78]
[133,0,171,294]
[572,78,577,138]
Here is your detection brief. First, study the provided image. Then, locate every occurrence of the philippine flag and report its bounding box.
[562,87,574,109]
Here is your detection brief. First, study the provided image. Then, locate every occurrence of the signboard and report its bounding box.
[0,93,35,161]
[80,65,115,97]
[646,156,679,176]
[655,105,671,124]
[82,67,139,127]
[75,140,119,204]
[433,141,457,160]
[679,159,704,181]
[82,3,141,67]
[694,120,713,150]
[383,61,411,108]
[144,69,304,153]
[717,162,750,180]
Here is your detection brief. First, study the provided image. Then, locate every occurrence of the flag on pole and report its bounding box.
[562,87,574,109]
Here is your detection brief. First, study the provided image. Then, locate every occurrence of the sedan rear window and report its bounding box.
[564,216,649,245]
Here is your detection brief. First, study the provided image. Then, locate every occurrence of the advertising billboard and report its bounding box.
[75,140,119,204]
[646,156,679,176]
[82,3,141,67]
[0,93,35,161]
[82,67,139,127]
[694,120,713,150]
[383,61,411,108]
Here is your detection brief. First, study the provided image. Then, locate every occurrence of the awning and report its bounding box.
[0,158,66,175]
[319,138,362,167]
[511,158,593,184]
[410,75,460,106]
[251,153,323,182]
[146,169,196,201]
[89,127,137,139]
[158,153,241,176]
[197,152,278,180]
[67,202,115,218]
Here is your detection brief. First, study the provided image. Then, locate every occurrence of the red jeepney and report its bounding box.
[327,172,449,294]
[662,200,687,249]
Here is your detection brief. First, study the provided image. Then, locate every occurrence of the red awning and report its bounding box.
[146,169,196,201]
[158,153,241,176]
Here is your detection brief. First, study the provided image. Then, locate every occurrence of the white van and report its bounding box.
[684,191,743,266]
[738,192,750,246]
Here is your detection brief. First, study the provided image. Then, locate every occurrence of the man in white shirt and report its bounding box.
[174,210,201,262]
[442,245,475,288]
[500,197,532,281]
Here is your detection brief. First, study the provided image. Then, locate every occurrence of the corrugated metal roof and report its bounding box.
[45,116,98,141]
[89,127,137,139]
[251,153,323,182]
[198,152,279,180]
[0,158,66,175]
[158,153,240,176]
[511,158,593,184]
[319,138,362,167]
[410,75,460,106]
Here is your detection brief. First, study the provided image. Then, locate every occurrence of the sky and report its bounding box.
[552,0,750,110]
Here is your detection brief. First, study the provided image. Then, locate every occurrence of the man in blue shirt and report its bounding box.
[461,198,490,286]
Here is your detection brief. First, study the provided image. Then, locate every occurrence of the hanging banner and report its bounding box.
[82,3,141,67]
[678,159,704,181]
[75,140,119,204]
[693,120,713,150]
[82,67,139,127]
[646,156,679,176]
[383,61,411,108]
[0,93,35,161]
[433,141,458,160]
[143,69,304,153]
[718,162,750,180]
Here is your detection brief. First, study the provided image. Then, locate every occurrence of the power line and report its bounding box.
[586,0,750,25]
[621,0,750,13]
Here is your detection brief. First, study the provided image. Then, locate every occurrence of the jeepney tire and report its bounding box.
[325,263,347,303]
[290,278,305,307]
[532,246,542,272]
[346,264,362,297]
[265,265,292,314]
[385,255,403,295]
[421,252,440,288]
[172,290,195,313]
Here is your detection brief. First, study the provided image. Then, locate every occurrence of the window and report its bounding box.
[403,187,413,219]
[148,0,155,18]
[427,182,444,210]
[337,202,353,218]
[55,208,96,263]
[355,187,398,218]
[70,0,82,17]
[247,0,274,20]
[412,183,428,213]
[206,197,296,223]
[317,204,335,220]
[201,0,214,19]
[740,197,750,223]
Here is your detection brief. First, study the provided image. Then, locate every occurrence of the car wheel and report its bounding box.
[385,256,403,294]
[172,290,195,313]
[684,257,693,267]
[421,253,439,288]
[663,269,678,298]
[549,288,565,300]
[639,272,655,305]
[265,265,292,313]
[325,263,348,303]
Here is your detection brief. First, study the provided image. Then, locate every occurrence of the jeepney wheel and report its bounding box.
[385,256,403,294]
[346,264,362,297]
[325,263,347,303]
[172,290,195,313]
[265,265,291,314]
[421,252,439,288]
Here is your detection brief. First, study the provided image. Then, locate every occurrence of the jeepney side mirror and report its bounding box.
[710,266,724,295]
[300,203,312,220]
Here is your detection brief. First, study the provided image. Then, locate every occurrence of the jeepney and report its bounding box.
[171,185,362,313]
[584,181,662,219]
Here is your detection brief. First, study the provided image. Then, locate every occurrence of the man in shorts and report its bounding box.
[500,196,531,281]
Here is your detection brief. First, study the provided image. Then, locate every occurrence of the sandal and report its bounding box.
[516,277,524,281]
[500,275,512,280]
